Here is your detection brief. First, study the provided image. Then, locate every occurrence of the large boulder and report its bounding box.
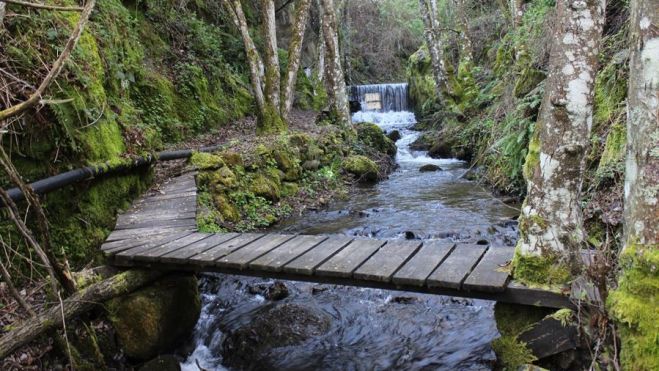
[107,274,201,361]
[355,122,397,157]
[343,155,379,183]
[222,304,331,368]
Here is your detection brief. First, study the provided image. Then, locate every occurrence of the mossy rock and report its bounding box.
[513,68,546,98]
[343,155,379,183]
[221,151,244,167]
[282,182,300,197]
[107,274,201,361]
[198,167,238,190]
[355,122,397,157]
[190,152,225,170]
[272,147,302,181]
[249,174,281,201]
[213,194,241,222]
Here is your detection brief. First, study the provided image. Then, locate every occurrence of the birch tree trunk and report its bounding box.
[453,0,473,63]
[510,0,524,27]
[418,0,449,103]
[281,0,312,120]
[623,0,659,250]
[320,0,351,126]
[514,0,606,282]
[222,0,265,113]
[261,0,280,112]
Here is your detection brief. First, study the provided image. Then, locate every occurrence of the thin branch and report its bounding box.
[0,0,95,125]
[0,256,37,317]
[0,0,83,12]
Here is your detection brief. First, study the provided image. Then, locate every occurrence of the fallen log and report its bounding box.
[0,269,164,359]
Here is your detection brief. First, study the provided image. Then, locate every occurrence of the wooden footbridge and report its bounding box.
[102,173,573,309]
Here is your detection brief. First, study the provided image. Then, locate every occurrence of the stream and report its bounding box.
[180,85,520,370]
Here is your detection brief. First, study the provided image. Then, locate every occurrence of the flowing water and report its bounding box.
[181,84,520,371]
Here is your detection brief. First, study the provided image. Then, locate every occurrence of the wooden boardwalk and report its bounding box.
[102,173,573,309]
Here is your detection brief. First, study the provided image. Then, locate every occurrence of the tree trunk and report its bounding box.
[261,0,281,111]
[281,0,312,120]
[221,0,265,113]
[454,0,473,63]
[319,0,351,126]
[510,0,524,27]
[0,270,163,359]
[514,0,606,281]
[418,0,449,103]
[623,0,659,249]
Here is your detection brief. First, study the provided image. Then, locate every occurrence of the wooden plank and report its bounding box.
[138,191,197,202]
[392,241,454,286]
[105,225,196,242]
[114,218,196,230]
[159,179,195,193]
[217,234,297,270]
[463,246,514,292]
[116,211,196,226]
[127,199,197,216]
[160,233,240,263]
[353,240,422,282]
[189,233,265,265]
[134,233,211,260]
[316,239,385,278]
[427,244,488,289]
[102,231,188,254]
[249,235,328,272]
[283,236,354,275]
[111,231,196,264]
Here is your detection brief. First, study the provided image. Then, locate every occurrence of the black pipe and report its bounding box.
[2,144,225,205]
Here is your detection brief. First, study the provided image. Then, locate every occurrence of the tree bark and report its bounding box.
[453,0,473,62]
[516,0,606,274]
[222,0,265,113]
[624,0,658,247]
[0,0,95,125]
[261,0,281,112]
[418,0,449,103]
[0,270,163,359]
[510,0,524,27]
[319,0,351,126]
[281,0,312,120]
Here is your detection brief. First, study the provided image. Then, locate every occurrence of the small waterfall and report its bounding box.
[349,83,409,112]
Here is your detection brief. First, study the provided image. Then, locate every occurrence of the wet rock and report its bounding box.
[391,296,418,304]
[419,164,442,172]
[404,231,416,240]
[265,281,289,301]
[222,304,331,369]
[108,274,201,361]
[311,286,328,295]
[428,140,453,159]
[355,122,397,157]
[139,355,181,371]
[343,155,379,183]
[387,130,402,142]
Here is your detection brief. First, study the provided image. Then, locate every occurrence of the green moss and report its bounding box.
[343,155,379,183]
[512,248,571,288]
[593,60,627,129]
[354,123,397,157]
[107,274,201,361]
[248,173,281,201]
[597,123,626,175]
[257,103,287,135]
[523,133,541,181]
[492,303,548,368]
[608,242,659,371]
[551,309,574,326]
[190,152,225,170]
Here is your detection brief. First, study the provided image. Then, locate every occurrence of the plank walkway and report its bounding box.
[102,173,573,309]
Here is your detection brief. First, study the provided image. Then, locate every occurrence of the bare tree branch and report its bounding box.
[0,0,95,125]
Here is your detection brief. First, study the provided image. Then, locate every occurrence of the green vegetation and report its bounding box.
[1,0,253,270]
[608,243,659,371]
